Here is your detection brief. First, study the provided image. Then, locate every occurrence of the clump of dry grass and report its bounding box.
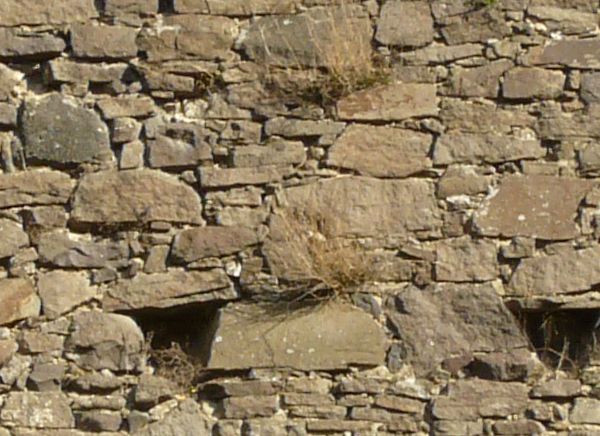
[145,332,198,393]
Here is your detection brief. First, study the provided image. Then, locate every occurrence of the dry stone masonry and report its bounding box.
[1,0,600,435]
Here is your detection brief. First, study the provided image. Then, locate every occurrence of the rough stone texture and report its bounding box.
[103,269,235,311]
[0,392,74,428]
[375,1,434,47]
[0,278,40,326]
[473,175,593,240]
[38,271,95,319]
[206,302,386,370]
[105,0,158,15]
[198,166,290,188]
[571,398,600,424]
[132,399,212,435]
[97,96,155,119]
[533,39,600,69]
[0,0,96,26]
[337,84,438,121]
[174,0,296,15]
[327,125,432,177]
[503,67,565,100]
[21,94,112,165]
[435,237,498,282]
[72,170,203,224]
[387,284,528,375]
[446,60,513,98]
[508,245,600,295]
[232,140,305,168]
[71,24,138,59]
[171,226,260,263]
[65,311,145,371]
[0,219,28,259]
[0,29,66,59]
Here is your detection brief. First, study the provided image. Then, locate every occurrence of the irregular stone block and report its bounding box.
[532,39,600,69]
[38,271,96,319]
[327,125,432,177]
[133,374,177,408]
[38,230,129,268]
[399,43,483,65]
[508,245,600,295]
[65,311,145,371]
[71,24,138,59]
[132,399,212,435]
[45,59,129,84]
[206,302,386,370]
[537,107,600,139]
[445,60,513,98]
[172,226,260,263]
[432,379,528,420]
[198,166,290,188]
[0,278,40,326]
[97,96,155,119]
[0,392,74,428]
[103,269,235,311]
[433,133,544,165]
[0,219,28,259]
[527,6,597,34]
[0,103,18,126]
[492,419,545,435]
[0,339,17,367]
[439,7,511,44]
[467,349,538,381]
[147,124,212,169]
[531,379,582,398]
[571,398,600,424]
[77,410,122,432]
[174,0,296,15]
[0,64,22,101]
[71,170,203,224]
[0,0,96,26]
[387,284,527,375]
[580,72,600,104]
[337,83,438,121]
[105,0,158,15]
[232,140,306,168]
[0,29,65,59]
[503,67,565,100]
[437,166,491,198]
[376,0,433,47]
[473,175,593,240]
[22,94,112,165]
[435,237,498,282]
[264,117,345,138]
[222,396,279,419]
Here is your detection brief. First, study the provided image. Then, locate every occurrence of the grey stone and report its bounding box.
[0,173,74,212]
[134,374,177,409]
[0,0,97,26]
[171,226,260,263]
[28,361,67,391]
[264,118,345,138]
[532,39,600,69]
[399,43,483,65]
[327,125,432,177]
[120,140,145,169]
[71,24,138,59]
[147,124,212,169]
[537,107,600,139]
[337,83,438,121]
[376,0,433,47]
[435,237,498,282]
[222,396,279,419]
[232,140,306,168]
[71,169,203,224]
[97,96,155,119]
[0,29,66,59]
[143,245,170,273]
[501,237,535,259]
[0,219,28,259]
[581,72,600,104]
[531,379,582,398]
[528,6,598,35]
[571,398,600,424]
[439,7,511,45]
[45,59,129,85]
[0,103,18,126]
[445,60,513,98]
[174,0,296,15]
[111,118,142,144]
[467,349,538,382]
[387,283,527,375]
[76,410,122,432]
[21,94,112,165]
[206,302,386,370]
[105,0,158,15]
[103,269,235,311]
[503,67,565,100]
[473,175,593,240]
[492,419,546,435]
[38,271,96,319]
[132,399,212,435]
[198,166,290,188]
[0,278,40,326]
[65,311,145,371]
[0,392,74,428]
[437,165,491,198]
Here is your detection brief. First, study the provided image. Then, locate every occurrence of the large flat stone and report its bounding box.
[0,278,40,326]
[171,226,260,263]
[435,237,498,282]
[387,284,527,375]
[71,24,138,59]
[103,269,235,311]
[0,170,74,208]
[45,59,129,85]
[445,60,513,98]
[205,302,386,370]
[0,29,66,59]
[327,125,432,177]
[376,0,433,47]
[337,83,438,121]
[508,245,600,296]
[433,134,545,165]
[38,271,96,319]
[532,39,600,69]
[0,0,97,26]
[473,175,593,240]
[0,392,74,428]
[232,140,306,168]
[22,94,112,165]
[71,170,203,224]
[0,219,28,259]
[503,67,565,100]
[105,0,158,15]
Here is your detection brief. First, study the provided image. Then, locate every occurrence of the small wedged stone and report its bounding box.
[473,175,594,240]
[71,170,203,225]
[65,311,145,372]
[205,302,386,370]
[0,392,74,428]
[171,226,260,263]
[0,29,66,59]
[21,94,112,165]
[103,269,235,311]
[337,83,438,121]
[0,0,96,26]
[0,278,40,326]
[327,125,432,177]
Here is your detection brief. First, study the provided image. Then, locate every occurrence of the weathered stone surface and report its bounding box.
[77,410,122,432]
[0,278,40,326]
[0,29,65,59]
[174,0,296,15]
[133,374,177,408]
[148,130,211,169]
[105,0,158,15]
[503,67,565,100]
[242,6,371,67]
[571,398,600,424]
[38,271,96,319]
[508,245,600,295]
[537,107,600,139]
[264,118,345,138]
[399,43,483,65]
[232,140,306,168]
[72,170,203,224]
[0,219,28,259]
[38,230,129,268]
[446,60,513,98]
[71,24,138,59]
[0,65,22,101]
[327,125,432,177]
[97,96,155,119]
[65,311,145,371]
[103,269,235,311]
[387,284,527,375]
[439,7,511,45]
[132,399,212,435]
[222,396,279,418]
[337,83,438,121]
[172,226,260,263]
[45,59,128,85]
[22,94,112,164]
[0,339,17,367]
[492,419,545,435]
[531,379,582,398]
[581,72,600,104]
[435,237,498,282]
[376,1,433,47]
[433,134,544,165]
[432,379,528,420]
[0,0,96,26]
[437,166,491,198]
[206,302,386,370]
[527,6,597,34]
[198,166,290,188]
[0,103,18,126]
[533,39,600,69]
[467,349,538,382]
[0,392,74,428]
[473,175,593,240]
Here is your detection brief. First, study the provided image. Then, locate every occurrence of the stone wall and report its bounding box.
[1,0,600,434]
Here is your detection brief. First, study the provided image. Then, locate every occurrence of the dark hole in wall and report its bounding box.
[517,308,600,373]
[158,0,175,13]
